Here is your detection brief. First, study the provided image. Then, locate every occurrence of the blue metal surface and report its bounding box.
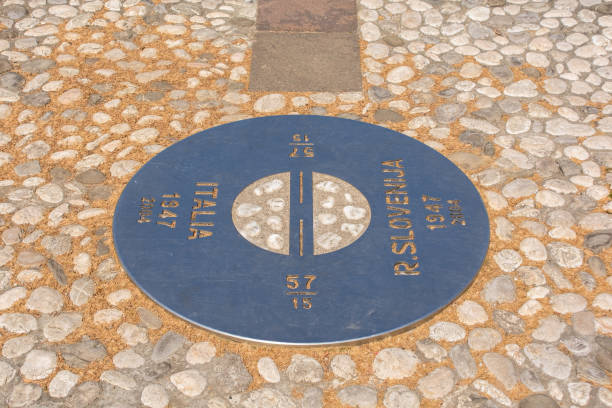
[113,115,490,345]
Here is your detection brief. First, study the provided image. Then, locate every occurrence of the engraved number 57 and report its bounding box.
[286,275,316,290]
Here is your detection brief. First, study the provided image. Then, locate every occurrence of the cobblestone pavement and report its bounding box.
[0,0,612,406]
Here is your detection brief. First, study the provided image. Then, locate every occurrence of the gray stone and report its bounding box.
[482,275,515,304]
[286,354,323,383]
[483,352,517,390]
[20,349,57,380]
[113,349,145,369]
[309,106,326,116]
[23,141,50,159]
[96,380,139,406]
[0,246,14,267]
[523,343,572,380]
[20,59,55,74]
[490,65,513,83]
[518,394,559,408]
[459,130,486,147]
[76,169,106,184]
[14,161,41,177]
[576,358,609,384]
[493,309,525,334]
[596,348,612,372]
[50,167,71,183]
[542,262,572,290]
[532,316,566,342]
[141,383,169,408]
[117,322,147,346]
[587,256,607,277]
[547,242,583,268]
[572,311,596,336]
[551,293,587,314]
[185,342,215,366]
[596,336,612,352]
[457,300,488,325]
[0,313,37,334]
[22,91,51,107]
[374,109,404,122]
[498,98,522,114]
[578,271,597,291]
[425,63,454,76]
[557,159,581,177]
[101,370,137,391]
[70,277,94,306]
[483,141,498,157]
[368,86,392,102]
[66,381,101,407]
[60,337,107,368]
[206,353,252,393]
[0,59,11,73]
[241,388,297,408]
[26,286,63,313]
[12,206,44,225]
[516,266,545,286]
[594,3,612,13]
[257,357,281,383]
[449,344,477,379]
[337,386,378,408]
[416,338,447,362]
[468,328,501,351]
[383,385,419,408]
[49,370,79,398]
[330,354,356,380]
[373,348,418,379]
[151,331,185,363]
[2,335,36,358]
[448,152,488,171]
[8,383,42,407]
[436,103,467,124]
[302,386,322,408]
[1,4,27,19]
[2,227,21,246]
[568,382,591,406]
[519,369,545,392]
[584,230,612,253]
[137,307,162,329]
[561,335,592,357]
[0,360,15,386]
[0,268,10,291]
[417,367,456,400]
[192,28,219,41]
[95,258,117,281]
[43,312,82,342]
[429,322,465,342]
[87,184,112,201]
[502,178,538,198]
[0,72,25,92]
[47,258,67,285]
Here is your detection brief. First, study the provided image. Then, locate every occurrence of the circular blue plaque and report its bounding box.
[113,116,489,345]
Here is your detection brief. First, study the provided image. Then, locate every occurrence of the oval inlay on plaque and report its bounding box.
[113,115,490,345]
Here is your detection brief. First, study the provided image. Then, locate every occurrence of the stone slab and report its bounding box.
[113,116,490,345]
[256,0,357,32]
[249,32,362,92]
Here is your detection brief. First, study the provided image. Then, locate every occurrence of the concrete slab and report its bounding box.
[249,32,362,92]
[256,0,357,32]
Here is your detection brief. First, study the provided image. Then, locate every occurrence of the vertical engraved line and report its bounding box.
[299,171,303,204]
[299,219,304,257]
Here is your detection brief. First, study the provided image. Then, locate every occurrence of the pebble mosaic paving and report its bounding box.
[0,0,611,406]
